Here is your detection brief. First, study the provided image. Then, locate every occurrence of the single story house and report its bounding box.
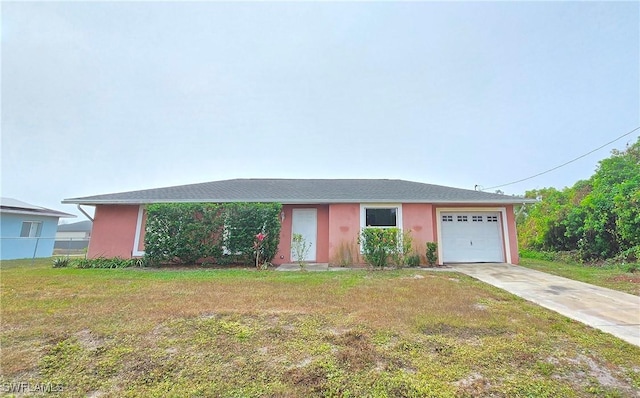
[1,197,75,260]
[62,179,535,265]
[55,220,92,251]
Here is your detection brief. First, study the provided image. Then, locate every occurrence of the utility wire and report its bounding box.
[484,126,640,191]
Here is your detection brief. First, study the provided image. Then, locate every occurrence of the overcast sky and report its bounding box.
[2,1,638,220]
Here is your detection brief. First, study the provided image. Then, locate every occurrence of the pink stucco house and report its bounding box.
[63,179,534,265]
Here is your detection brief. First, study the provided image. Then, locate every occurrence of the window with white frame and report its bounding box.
[442,215,453,222]
[20,221,43,238]
[457,215,468,222]
[132,206,146,257]
[360,204,403,253]
[360,204,402,230]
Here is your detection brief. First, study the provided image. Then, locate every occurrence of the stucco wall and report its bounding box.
[88,205,140,259]
[328,203,362,265]
[401,203,434,262]
[504,204,519,264]
[0,213,59,260]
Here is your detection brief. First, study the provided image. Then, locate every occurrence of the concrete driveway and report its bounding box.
[448,263,640,347]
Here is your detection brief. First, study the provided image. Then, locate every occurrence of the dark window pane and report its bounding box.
[20,222,31,237]
[366,208,397,227]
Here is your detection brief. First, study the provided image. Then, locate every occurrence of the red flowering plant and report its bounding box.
[254,232,268,269]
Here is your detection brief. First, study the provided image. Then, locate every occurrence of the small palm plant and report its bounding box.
[52,257,71,268]
[291,233,311,270]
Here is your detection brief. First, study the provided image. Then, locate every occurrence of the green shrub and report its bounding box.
[132,257,147,267]
[620,262,640,273]
[426,242,438,266]
[359,228,401,268]
[406,254,421,267]
[74,258,91,269]
[391,230,414,266]
[612,245,640,263]
[291,233,311,269]
[52,257,70,268]
[73,257,135,269]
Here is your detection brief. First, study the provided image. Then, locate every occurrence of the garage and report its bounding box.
[439,211,505,263]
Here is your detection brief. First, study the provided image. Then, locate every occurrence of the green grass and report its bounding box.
[1,258,639,397]
[520,258,640,296]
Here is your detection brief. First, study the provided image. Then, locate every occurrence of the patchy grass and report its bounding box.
[520,258,640,296]
[1,258,639,397]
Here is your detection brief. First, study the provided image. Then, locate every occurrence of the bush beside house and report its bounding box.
[143,202,282,266]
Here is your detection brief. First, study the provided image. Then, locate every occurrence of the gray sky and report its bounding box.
[2,1,639,220]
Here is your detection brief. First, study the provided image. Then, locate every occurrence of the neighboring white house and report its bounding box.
[55,220,92,251]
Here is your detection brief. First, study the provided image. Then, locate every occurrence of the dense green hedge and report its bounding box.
[221,203,282,266]
[145,203,224,265]
[144,202,282,266]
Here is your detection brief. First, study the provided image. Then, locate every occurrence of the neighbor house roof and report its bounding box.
[1,197,75,218]
[56,220,92,232]
[62,179,535,205]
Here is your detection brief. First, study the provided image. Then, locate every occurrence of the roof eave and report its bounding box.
[62,198,537,206]
[0,208,76,218]
[429,199,538,205]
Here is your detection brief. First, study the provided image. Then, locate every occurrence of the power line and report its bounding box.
[484,126,640,191]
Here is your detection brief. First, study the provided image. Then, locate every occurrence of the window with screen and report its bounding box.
[20,221,43,238]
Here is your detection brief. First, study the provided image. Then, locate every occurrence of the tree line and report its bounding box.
[517,137,640,262]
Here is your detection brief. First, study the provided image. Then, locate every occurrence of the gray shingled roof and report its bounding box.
[63,179,534,205]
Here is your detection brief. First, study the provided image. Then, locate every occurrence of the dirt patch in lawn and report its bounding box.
[608,274,640,284]
[422,323,510,340]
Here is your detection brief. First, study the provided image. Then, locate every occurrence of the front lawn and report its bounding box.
[520,258,640,296]
[1,258,639,397]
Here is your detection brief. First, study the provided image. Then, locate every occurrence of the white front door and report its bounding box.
[291,209,317,262]
[440,212,504,263]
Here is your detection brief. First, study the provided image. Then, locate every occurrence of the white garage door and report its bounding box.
[440,212,504,263]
